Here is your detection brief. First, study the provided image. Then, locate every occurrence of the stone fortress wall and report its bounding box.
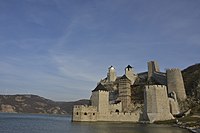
[148,61,187,101]
[72,61,186,123]
[73,105,97,122]
[73,89,140,122]
[97,111,140,122]
[144,85,174,123]
[91,90,109,114]
[166,68,187,101]
[109,102,122,112]
[148,61,160,80]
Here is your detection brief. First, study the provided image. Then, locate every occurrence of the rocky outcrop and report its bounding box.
[182,63,200,99]
[176,116,200,133]
[180,63,200,113]
[1,104,16,113]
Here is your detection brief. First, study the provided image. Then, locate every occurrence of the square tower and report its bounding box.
[118,75,132,112]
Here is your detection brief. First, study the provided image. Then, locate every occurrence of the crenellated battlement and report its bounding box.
[98,90,108,93]
[109,102,121,107]
[110,111,139,116]
[74,105,96,109]
[166,68,181,72]
[146,85,167,89]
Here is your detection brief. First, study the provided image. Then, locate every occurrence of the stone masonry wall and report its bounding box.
[166,68,187,101]
[97,112,140,122]
[148,61,160,80]
[118,77,131,111]
[109,102,122,112]
[144,85,174,123]
[72,105,97,122]
[125,68,137,84]
[91,90,109,113]
[107,66,116,82]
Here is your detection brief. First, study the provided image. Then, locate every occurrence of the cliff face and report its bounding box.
[182,63,200,99]
[181,63,200,113]
[0,95,89,114]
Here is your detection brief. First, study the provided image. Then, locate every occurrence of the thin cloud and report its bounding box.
[52,54,100,82]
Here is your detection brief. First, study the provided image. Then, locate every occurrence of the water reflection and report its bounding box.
[71,122,189,133]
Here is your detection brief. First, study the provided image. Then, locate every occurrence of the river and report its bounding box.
[0,113,190,133]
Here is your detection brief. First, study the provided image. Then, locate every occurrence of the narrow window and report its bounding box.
[93,113,95,115]
[76,112,79,115]
[84,112,87,115]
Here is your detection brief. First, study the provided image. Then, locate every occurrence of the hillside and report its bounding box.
[0,95,89,115]
[181,63,200,113]
[182,63,200,99]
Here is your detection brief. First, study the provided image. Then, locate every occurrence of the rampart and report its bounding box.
[152,71,167,85]
[109,102,122,112]
[97,112,141,122]
[73,105,97,122]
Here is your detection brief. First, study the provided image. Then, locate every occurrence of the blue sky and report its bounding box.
[0,0,200,101]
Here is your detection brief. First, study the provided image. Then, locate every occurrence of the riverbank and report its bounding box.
[155,115,200,133]
[176,115,200,133]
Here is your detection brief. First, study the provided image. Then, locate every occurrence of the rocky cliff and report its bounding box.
[181,63,200,113]
[0,95,89,115]
[182,63,200,99]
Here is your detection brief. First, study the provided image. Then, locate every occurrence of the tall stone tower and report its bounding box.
[91,83,109,114]
[148,61,160,80]
[144,85,174,123]
[125,65,137,84]
[118,75,131,112]
[166,68,187,101]
[107,66,116,82]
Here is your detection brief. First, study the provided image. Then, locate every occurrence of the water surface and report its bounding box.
[0,113,190,133]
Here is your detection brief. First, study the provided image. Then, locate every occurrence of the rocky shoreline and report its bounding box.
[156,115,200,133]
[176,123,200,133]
[175,116,200,133]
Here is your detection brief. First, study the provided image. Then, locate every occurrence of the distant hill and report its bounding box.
[57,99,90,115]
[0,95,89,115]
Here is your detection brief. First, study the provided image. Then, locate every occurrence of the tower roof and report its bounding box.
[120,75,131,81]
[126,65,132,69]
[92,83,107,92]
[109,65,115,70]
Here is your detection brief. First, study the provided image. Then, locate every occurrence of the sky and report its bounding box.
[0,0,200,101]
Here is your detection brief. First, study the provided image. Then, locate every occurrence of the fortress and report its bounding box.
[72,61,187,123]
